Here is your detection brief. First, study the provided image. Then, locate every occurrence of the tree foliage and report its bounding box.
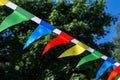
[114,23,120,62]
[0,0,116,80]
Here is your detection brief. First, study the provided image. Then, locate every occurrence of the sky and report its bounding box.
[97,0,120,44]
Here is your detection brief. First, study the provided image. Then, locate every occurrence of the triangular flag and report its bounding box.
[96,58,115,80]
[23,21,55,49]
[42,32,73,55]
[0,0,9,6]
[77,41,89,50]
[118,77,120,80]
[40,20,55,31]
[0,6,34,32]
[76,50,103,67]
[58,43,88,58]
[108,66,120,80]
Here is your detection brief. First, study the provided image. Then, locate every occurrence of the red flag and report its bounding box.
[108,66,120,80]
[42,32,73,55]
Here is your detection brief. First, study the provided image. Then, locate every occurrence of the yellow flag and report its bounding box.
[77,42,89,49]
[58,43,88,58]
[118,77,120,80]
[0,0,9,6]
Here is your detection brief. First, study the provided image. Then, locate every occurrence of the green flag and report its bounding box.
[76,50,103,67]
[0,6,34,32]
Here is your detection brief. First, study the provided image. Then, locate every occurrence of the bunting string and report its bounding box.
[1,0,120,79]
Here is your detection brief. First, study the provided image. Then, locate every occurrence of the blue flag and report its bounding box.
[23,20,55,49]
[40,20,55,31]
[96,58,115,80]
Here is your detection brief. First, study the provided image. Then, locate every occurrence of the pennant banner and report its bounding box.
[58,43,88,58]
[1,1,120,79]
[0,0,9,6]
[76,50,103,67]
[108,66,120,80]
[23,20,55,49]
[42,32,73,55]
[96,58,115,80]
[0,6,34,32]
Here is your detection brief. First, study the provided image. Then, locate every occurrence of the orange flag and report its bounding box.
[108,66,120,80]
[42,32,73,55]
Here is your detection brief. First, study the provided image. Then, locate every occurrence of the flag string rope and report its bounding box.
[3,1,120,67]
